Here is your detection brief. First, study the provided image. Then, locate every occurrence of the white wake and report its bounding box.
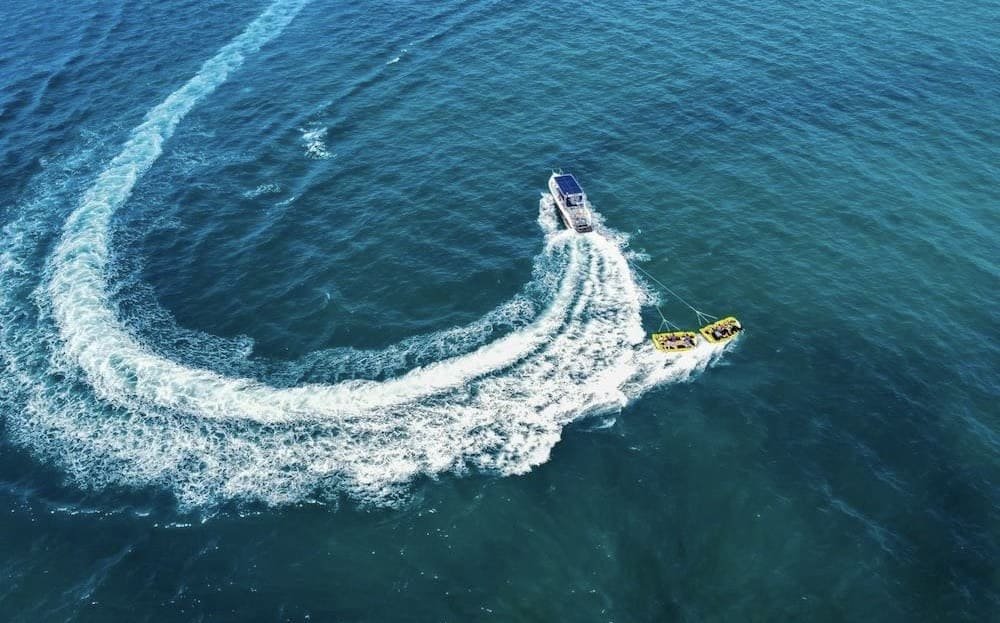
[7,0,730,507]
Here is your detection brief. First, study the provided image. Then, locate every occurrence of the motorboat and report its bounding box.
[547,172,594,233]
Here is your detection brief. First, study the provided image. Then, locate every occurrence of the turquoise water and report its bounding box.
[1,0,998,620]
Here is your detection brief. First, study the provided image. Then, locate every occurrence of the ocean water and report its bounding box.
[1,0,997,620]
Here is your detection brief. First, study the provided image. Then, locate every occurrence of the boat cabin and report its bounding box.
[553,174,587,206]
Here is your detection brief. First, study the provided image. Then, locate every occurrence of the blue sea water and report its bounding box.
[1,0,998,620]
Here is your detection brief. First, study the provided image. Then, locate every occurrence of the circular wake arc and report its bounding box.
[6,0,730,507]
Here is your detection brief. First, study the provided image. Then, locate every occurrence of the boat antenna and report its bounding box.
[628,259,718,325]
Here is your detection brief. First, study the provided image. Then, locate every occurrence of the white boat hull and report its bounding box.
[547,173,593,233]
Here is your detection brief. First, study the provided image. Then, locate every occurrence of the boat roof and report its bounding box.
[554,174,584,195]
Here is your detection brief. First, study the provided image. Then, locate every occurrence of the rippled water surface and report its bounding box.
[1,0,997,620]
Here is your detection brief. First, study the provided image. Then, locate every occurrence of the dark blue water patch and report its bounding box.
[117,142,545,361]
[111,163,545,371]
[0,418,186,524]
[0,0,270,163]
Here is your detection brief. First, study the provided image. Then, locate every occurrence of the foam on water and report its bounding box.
[386,48,408,65]
[300,125,332,159]
[241,182,282,198]
[1,0,731,508]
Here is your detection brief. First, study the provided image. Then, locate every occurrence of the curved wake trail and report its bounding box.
[5,0,729,507]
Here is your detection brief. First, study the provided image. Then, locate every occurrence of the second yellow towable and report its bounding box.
[699,316,743,344]
[651,331,698,352]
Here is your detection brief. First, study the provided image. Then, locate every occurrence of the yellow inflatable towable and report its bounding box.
[699,316,743,344]
[651,331,698,352]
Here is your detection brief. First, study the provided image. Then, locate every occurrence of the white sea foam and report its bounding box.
[386,47,408,65]
[3,0,736,508]
[300,126,331,159]
[242,182,282,198]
